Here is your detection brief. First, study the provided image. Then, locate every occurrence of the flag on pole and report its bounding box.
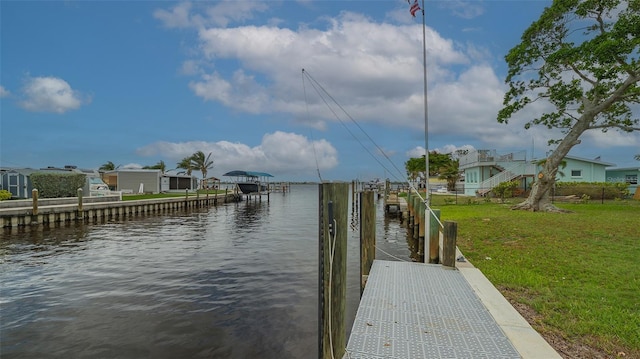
[409,0,421,17]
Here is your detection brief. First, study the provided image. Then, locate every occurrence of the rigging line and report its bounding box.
[374,245,410,262]
[301,69,323,182]
[304,74,444,227]
[302,71,444,228]
[302,71,396,178]
[302,70,409,184]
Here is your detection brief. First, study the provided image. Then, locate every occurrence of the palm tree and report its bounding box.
[143,160,166,174]
[99,161,116,171]
[191,151,214,179]
[177,156,194,176]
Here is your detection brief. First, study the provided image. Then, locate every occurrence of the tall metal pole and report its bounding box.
[421,0,431,263]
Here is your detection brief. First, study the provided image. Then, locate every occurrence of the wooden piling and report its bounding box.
[360,190,375,296]
[32,189,38,216]
[442,221,457,268]
[319,182,348,359]
[77,188,84,218]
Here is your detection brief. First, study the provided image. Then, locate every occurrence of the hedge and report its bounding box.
[30,172,86,198]
[553,182,630,199]
[0,190,11,201]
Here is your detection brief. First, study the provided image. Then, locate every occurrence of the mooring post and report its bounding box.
[428,209,441,264]
[360,190,375,296]
[442,221,457,268]
[77,188,84,219]
[32,189,39,216]
[319,182,348,359]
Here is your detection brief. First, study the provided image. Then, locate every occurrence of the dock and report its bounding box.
[344,260,560,359]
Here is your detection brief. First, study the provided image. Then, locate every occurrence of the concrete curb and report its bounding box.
[457,264,561,359]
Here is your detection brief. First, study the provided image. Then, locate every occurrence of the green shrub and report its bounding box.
[30,172,86,198]
[554,182,629,199]
[0,190,12,201]
[491,180,519,202]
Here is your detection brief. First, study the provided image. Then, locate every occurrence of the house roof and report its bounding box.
[605,167,640,172]
[563,155,615,167]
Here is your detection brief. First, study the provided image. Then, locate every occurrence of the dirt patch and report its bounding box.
[500,288,634,359]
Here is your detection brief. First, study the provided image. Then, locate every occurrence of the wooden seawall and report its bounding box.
[0,193,241,230]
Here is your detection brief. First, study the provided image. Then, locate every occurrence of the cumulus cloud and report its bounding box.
[136,131,338,177]
[19,76,87,113]
[0,85,10,98]
[159,3,623,158]
[153,1,269,29]
[182,11,471,130]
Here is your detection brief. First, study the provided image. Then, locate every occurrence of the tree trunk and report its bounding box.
[511,172,567,212]
[512,112,594,212]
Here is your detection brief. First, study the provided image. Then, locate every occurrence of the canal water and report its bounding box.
[0,184,411,359]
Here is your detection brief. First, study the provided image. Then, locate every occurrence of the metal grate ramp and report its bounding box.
[344,260,521,359]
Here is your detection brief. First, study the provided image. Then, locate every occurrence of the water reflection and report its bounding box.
[0,185,409,358]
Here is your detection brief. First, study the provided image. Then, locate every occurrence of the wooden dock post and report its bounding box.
[319,182,348,359]
[32,189,38,216]
[428,209,441,264]
[77,188,84,219]
[360,190,375,296]
[442,221,457,268]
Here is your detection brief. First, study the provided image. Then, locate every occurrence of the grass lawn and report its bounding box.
[431,196,639,357]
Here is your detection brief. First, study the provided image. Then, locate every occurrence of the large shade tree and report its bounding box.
[498,0,639,212]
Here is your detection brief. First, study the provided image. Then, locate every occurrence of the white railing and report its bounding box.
[477,162,528,195]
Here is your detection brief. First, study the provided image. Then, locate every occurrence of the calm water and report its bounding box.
[0,184,411,358]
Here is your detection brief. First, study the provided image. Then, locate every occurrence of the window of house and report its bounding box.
[571,170,582,177]
[626,174,638,185]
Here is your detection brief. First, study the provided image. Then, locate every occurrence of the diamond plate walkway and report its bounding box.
[344,260,560,359]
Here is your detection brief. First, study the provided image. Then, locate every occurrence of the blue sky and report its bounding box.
[1,0,638,182]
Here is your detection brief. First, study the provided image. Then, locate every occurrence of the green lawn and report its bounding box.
[432,196,639,356]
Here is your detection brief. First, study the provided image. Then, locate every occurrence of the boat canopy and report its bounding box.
[223,170,274,178]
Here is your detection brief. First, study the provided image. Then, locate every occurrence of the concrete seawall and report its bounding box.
[0,193,241,230]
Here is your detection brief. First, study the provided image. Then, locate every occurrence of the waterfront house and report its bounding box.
[103,169,198,193]
[458,149,615,196]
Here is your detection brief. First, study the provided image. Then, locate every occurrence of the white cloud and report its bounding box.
[189,70,269,114]
[135,131,338,177]
[439,1,485,19]
[19,76,86,114]
[153,2,196,29]
[0,85,10,98]
[154,1,269,29]
[184,12,471,131]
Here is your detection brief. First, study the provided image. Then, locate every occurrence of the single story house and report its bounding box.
[103,169,198,193]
